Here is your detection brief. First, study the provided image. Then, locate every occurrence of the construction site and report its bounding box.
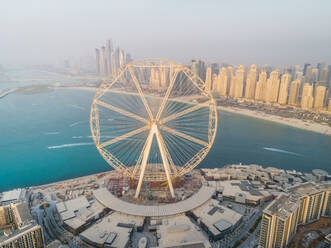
[105,164,203,205]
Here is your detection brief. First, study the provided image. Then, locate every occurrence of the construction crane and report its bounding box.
[161,181,170,199]
[144,182,153,200]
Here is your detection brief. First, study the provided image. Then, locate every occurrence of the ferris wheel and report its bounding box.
[90,59,217,198]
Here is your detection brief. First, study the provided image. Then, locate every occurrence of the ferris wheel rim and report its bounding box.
[90,58,218,182]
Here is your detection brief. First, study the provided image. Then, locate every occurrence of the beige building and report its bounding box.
[217,67,229,96]
[259,182,331,248]
[234,65,245,98]
[205,67,212,91]
[288,79,301,106]
[212,73,218,91]
[301,83,314,110]
[229,67,236,98]
[244,64,258,99]
[328,99,331,112]
[314,85,327,110]
[265,70,280,103]
[0,224,44,248]
[278,73,291,105]
[255,71,268,101]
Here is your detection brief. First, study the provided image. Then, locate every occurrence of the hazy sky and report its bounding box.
[1,0,331,66]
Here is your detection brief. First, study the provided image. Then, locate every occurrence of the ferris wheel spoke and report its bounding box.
[128,65,154,120]
[94,99,149,124]
[159,102,209,124]
[155,68,180,121]
[98,125,149,149]
[161,126,208,147]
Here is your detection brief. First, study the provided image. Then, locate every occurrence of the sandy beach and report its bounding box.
[57,86,331,136]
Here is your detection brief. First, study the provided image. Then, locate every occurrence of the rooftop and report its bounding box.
[264,193,299,220]
[79,213,134,248]
[0,189,25,204]
[157,215,211,248]
[192,199,242,236]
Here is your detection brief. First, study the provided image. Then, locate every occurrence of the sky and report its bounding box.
[1,0,331,67]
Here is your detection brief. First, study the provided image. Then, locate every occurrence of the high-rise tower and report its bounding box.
[244,64,258,99]
[95,48,100,75]
[106,40,113,75]
[314,85,327,110]
[288,79,301,106]
[265,70,280,103]
[255,71,268,101]
[205,67,212,91]
[234,65,245,98]
[301,83,314,110]
[278,73,291,105]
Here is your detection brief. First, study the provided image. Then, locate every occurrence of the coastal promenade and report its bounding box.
[62,85,331,136]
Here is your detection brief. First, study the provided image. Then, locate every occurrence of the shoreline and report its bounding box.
[59,86,331,136]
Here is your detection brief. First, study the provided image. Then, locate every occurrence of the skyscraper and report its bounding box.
[191,60,205,81]
[314,85,327,110]
[301,83,314,110]
[265,70,280,103]
[119,48,125,68]
[205,67,212,91]
[211,73,218,91]
[317,62,326,81]
[95,48,100,75]
[255,71,267,101]
[244,64,258,99]
[106,40,113,75]
[303,63,311,76]
[278,73,291,105]
[113,48,121,72]
[288,79,301,106]
[234,65,245,98]
[99,46,108,76]
[218,67,229,97]
[305,65,313,83]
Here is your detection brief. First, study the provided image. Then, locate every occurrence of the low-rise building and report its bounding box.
[189,199,242,240]
[208,180,273,205]
[156,214,211,248]
[79,212,144,248]
[56,196,108,234]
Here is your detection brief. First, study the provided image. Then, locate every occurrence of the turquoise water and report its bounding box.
[0,88,330,191]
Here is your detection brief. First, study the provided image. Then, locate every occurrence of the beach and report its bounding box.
[61,85,331,136]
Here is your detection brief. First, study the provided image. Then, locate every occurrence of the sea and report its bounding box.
[0,70,330,191]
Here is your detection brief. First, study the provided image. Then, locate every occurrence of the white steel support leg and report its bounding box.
[135,125,155,198]
[135,123,175,198]
[155,126,175,198]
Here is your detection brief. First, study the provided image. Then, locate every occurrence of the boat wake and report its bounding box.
[69,104,85,110]
[48,142,94,149]
[45,132,60,135]
[263,147,303,156]
[69,120,86,127]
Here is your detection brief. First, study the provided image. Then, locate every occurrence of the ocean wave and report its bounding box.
[72,136,84,139]
[69,104,85,110]
[69,120,86,127]
[263,147,303,156]
[45,132,60,135]
[48,142,94,149]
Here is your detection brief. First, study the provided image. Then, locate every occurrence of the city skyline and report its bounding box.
[1,0,331,66]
